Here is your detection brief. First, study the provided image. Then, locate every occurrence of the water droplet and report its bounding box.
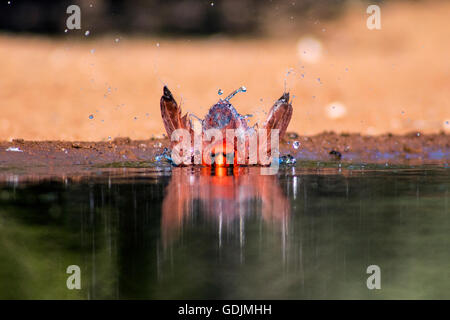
[293,141,301,149]
[279,154,296,166]
[225,86,247,101]
[64,29,68,33]
[89,114,94,119]
[416,132,421,137]
[85,30,90,36]
[218,89,223,95]
[210,2,214,6]
[154,147,173,165]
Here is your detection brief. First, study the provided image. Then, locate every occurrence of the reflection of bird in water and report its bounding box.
[161,166,290,247]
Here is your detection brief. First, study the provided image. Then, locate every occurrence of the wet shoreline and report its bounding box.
[0,132,448,179]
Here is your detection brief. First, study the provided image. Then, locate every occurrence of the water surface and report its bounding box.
[0,165,448,299]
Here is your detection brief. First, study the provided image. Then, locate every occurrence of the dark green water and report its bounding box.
[0,165,449,299]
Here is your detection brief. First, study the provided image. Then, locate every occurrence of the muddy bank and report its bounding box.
[0,132,448,179]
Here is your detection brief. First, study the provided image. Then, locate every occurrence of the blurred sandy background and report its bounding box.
[0,0,449,141]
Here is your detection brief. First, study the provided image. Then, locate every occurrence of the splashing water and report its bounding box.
[154,147,173,165]
[155,147,296,167]
[284,68,296,91]
[279,154,296,166]
[225,86,247,102]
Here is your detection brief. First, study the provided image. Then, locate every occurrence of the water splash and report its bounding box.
[225,86,247,102]
[154,148,173,165]
[284,68,296,92]
[279,154,296,166]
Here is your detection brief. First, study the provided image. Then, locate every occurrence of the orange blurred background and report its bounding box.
[0,0,449,141]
